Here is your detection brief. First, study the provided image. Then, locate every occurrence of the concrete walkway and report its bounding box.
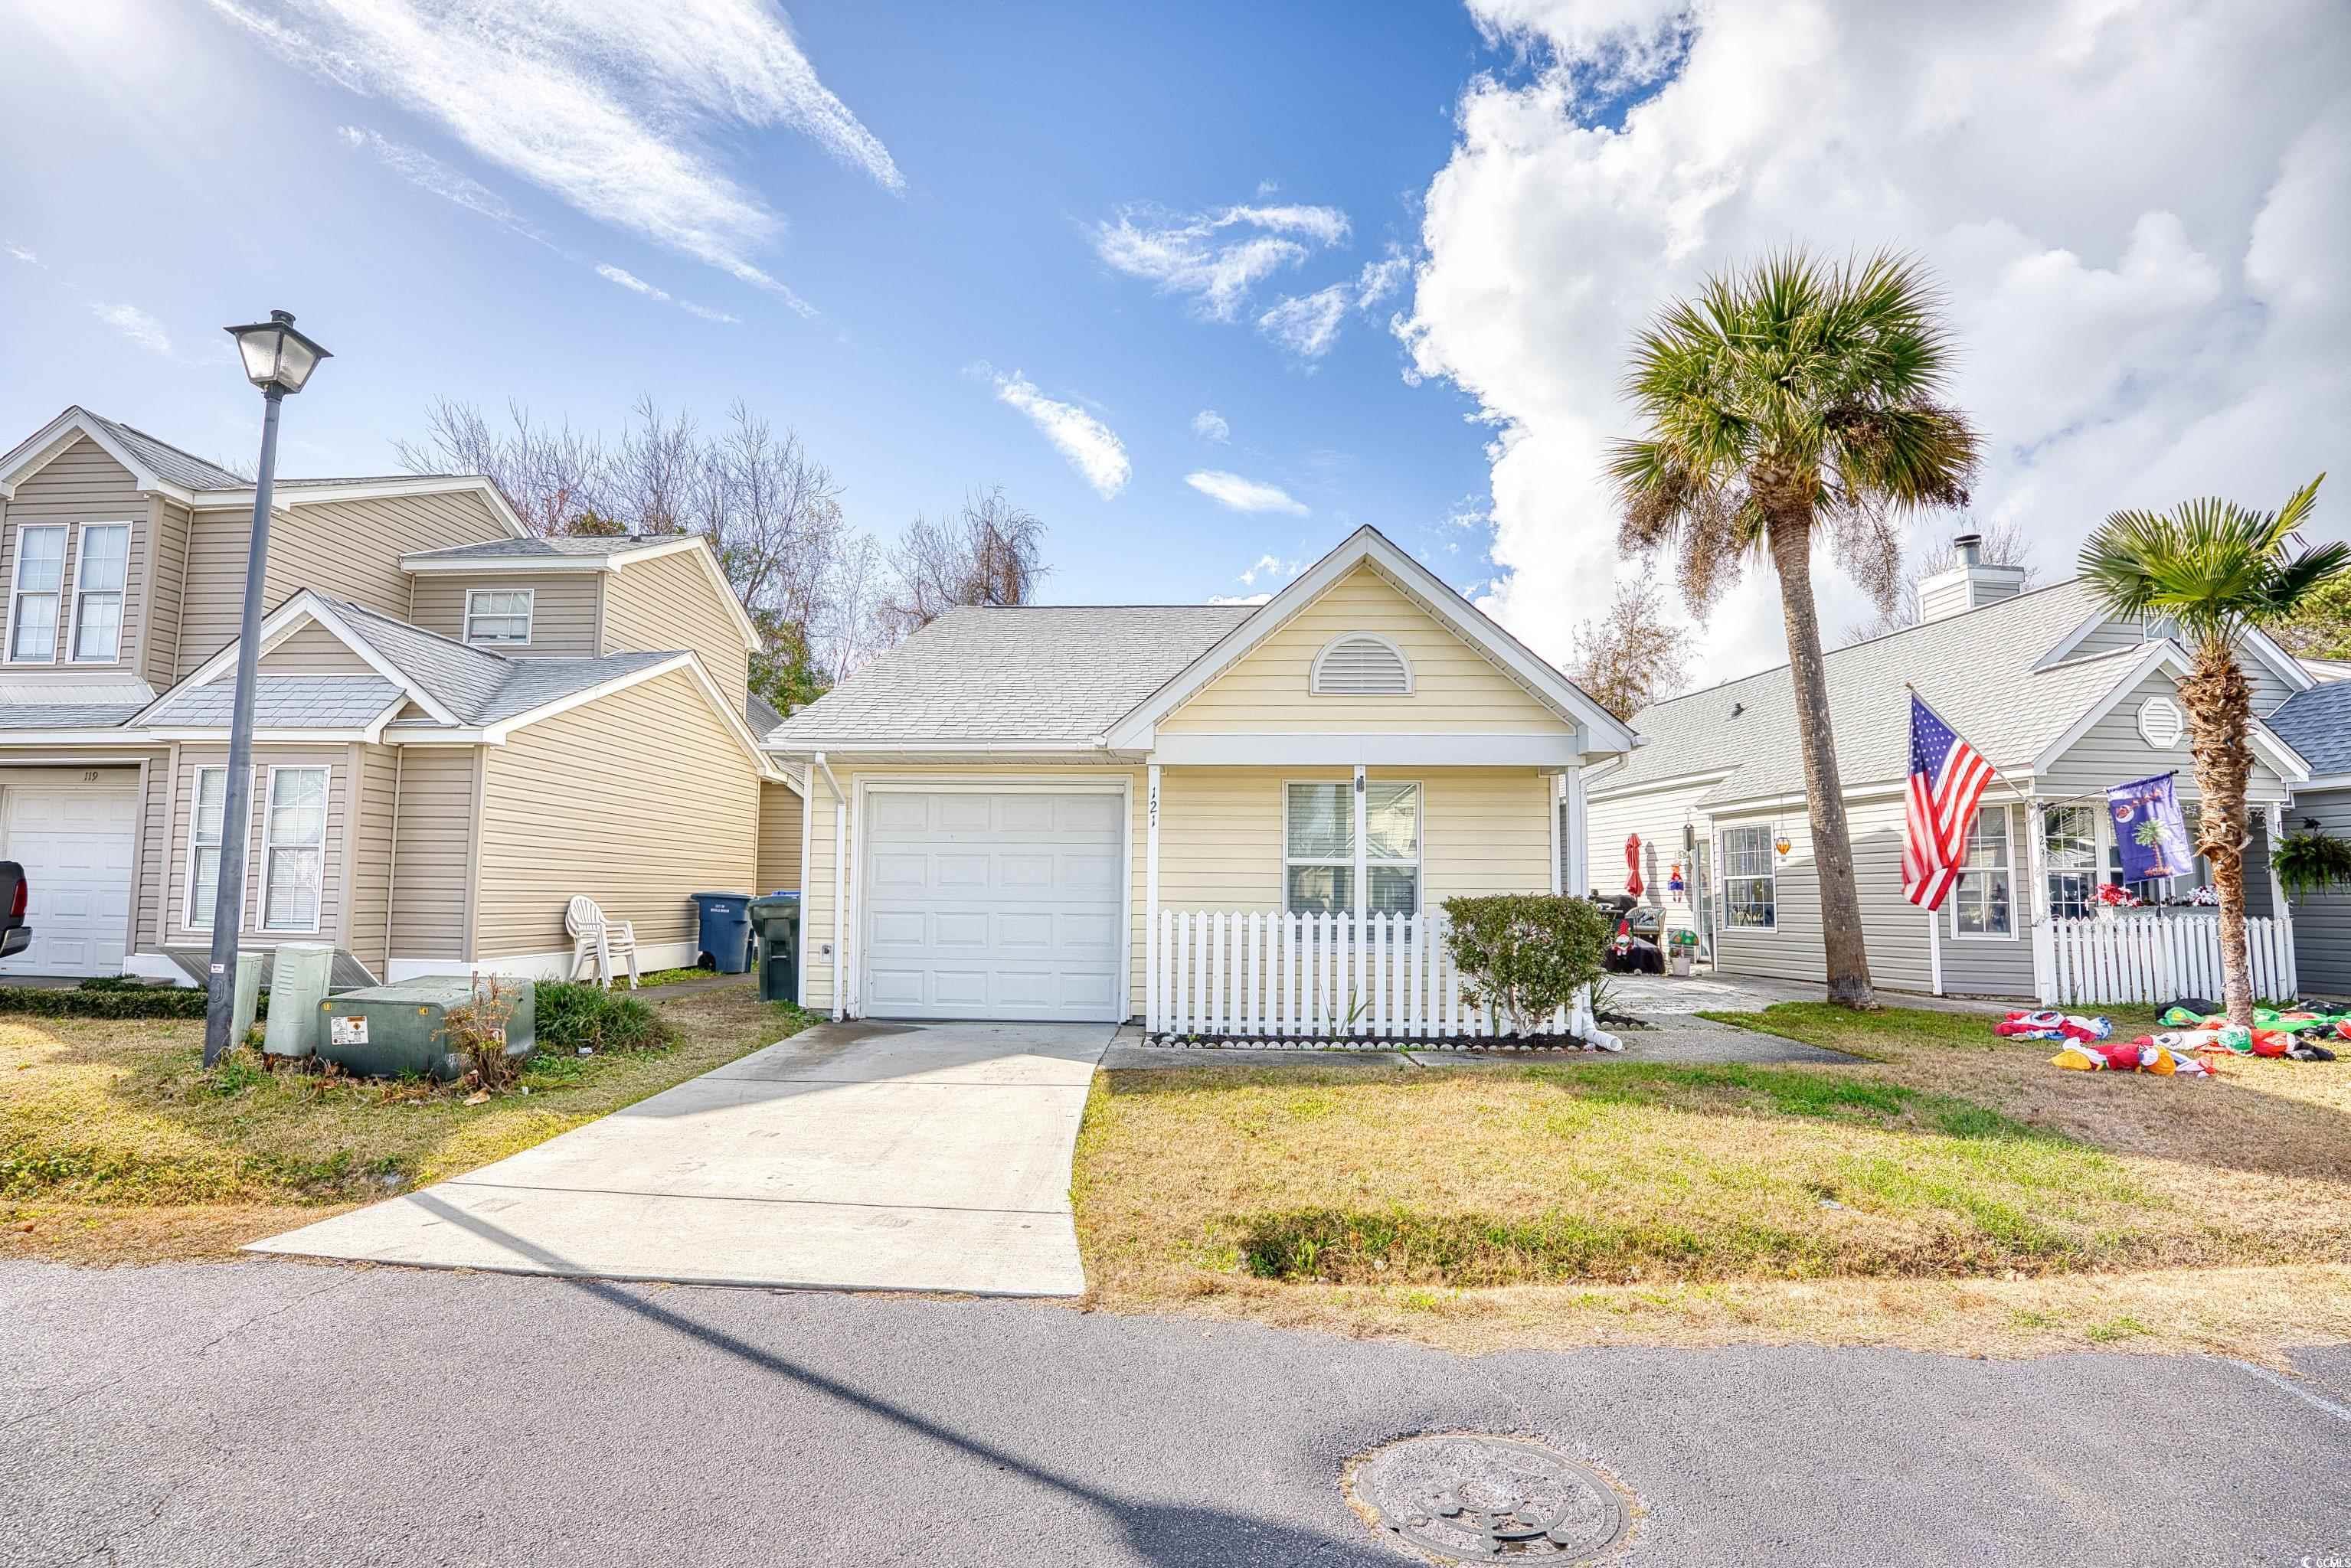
[248,1020,1115,1297]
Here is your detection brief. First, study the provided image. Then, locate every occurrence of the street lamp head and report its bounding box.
[224,309,331,396]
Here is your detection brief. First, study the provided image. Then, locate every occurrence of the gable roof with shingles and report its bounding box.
[79,410,247,490]
[768,604,1254,749]
[1595,578,2190,805]
[2268,681,2351,777]
[324,599,676,725]
[401,536,672,564]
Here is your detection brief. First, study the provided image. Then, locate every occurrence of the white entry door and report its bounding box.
[1,786,137,978]
[862,789,1126,1021]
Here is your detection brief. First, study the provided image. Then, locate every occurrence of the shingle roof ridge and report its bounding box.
[78,407,248,488]
[326,596,516,667]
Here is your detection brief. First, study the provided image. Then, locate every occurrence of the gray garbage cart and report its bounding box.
[747,893,801,1004]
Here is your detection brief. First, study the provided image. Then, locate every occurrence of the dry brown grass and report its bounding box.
[0,983,808,1265]
[1072,1004,2351,1357]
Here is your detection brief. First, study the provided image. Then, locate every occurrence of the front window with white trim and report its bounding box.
[1283,780,1420,916]
[1720,825,1775,929]
[70,522,130,662]
[260,767,329,932]
[185,766,228,929]
[2042,803,2098,920]
[7,523,67,663]
[465,587,534,645]
[1951,806,2013,937]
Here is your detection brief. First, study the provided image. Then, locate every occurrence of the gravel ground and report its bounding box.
[5,1258,2348,1567]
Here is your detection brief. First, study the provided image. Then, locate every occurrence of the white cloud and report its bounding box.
[1208,592,1274,606]
[1191,408,1231,443]
[90,303,170,355]
[1401,0,2351,688]
[1258,252,1414,358]
[6,244,37,264]
[679,301,741,324]
[217,0,898,306]
[990,370,1131,498]
[1094,201,1350,321]
[1238,553,1302,586]
[595,263,670,300]
[1186,471,1309,515]
[337,125,541,240]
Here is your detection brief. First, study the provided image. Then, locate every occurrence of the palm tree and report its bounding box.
[1607,252,1981,1008]
[2078,478,2346,1027]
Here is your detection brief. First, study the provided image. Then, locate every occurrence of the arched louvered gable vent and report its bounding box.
[1310,632,1413,695]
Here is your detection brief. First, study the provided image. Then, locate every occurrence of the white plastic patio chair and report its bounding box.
[564,896,640,989]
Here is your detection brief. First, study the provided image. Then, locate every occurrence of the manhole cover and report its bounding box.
[1345,1433,1625,1563]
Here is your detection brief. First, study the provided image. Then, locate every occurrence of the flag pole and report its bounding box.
[1908,681,1990,998]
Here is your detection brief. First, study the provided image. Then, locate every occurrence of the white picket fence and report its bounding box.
[1147,908,1592,1040]
[2033,913,2298,1006]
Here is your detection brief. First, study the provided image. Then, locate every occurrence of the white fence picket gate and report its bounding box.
[1148,909,1597,1041]
[2032,913,2297,1006]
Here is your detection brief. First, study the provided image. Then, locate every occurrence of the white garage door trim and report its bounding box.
[0,781,139,978]
[856,779,1130,1023]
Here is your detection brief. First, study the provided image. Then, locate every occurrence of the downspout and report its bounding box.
[1146,762,1160,1032]
[816,753,846,1021]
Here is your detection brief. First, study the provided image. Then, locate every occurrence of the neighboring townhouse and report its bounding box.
[0,406,798,985]
[759,526,1637,1025]
[1586,540,2318,1001]
[2264,680,2351,998]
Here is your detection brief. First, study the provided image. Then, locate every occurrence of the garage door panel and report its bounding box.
[863,789,1125,1022]
[2,786,136,979]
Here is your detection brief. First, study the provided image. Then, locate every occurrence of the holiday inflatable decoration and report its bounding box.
[1996,1010,2112,1043]
[2049,1038,2212,1075]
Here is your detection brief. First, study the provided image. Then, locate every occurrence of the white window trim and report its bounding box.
[2040,802,2099,923]
[258,765,329,935]
[465,586,535,646]
[1949,804,2019,941]
[1281,776,1423,917]
[5,522,67,665]
[1717,825,1776,933]
[67,521,132,665]
[183,765,227,931]
[1308,631,1414,696]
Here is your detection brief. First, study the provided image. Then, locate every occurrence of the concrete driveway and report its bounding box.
[247,1020,1114,1296]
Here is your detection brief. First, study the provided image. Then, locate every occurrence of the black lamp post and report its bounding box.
[203,310,331,1067]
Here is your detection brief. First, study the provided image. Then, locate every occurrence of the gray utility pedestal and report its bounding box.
[318,977,537,1082]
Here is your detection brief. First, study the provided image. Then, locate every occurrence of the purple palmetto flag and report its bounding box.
[2107,772,2192,883]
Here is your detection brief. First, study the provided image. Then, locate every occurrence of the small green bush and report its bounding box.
[535,981,674,1054]
[0,985,209,1019]
[1441,893,1610,1036]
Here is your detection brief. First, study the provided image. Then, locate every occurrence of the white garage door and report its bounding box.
[1,786,136,978]
[862,789,1125,1022]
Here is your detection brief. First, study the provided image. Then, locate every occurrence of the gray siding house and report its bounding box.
[1582,544,2319,1001]
[0,407,798,985]
[2265,678,2351,998]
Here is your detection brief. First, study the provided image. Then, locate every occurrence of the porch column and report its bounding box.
[2268,801,2295,995]
[2024,792,2051,1004]
[1561,766,1587,900]
[1146,763,1161,1030]
[1548,773,1564,895]
[1351,763,1367,920]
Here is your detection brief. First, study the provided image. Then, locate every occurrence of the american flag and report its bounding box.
[1903,691,1994,911]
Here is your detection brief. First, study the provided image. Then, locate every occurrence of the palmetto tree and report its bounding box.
[1608,252,1981,1008]
[2078,478,2346,1027]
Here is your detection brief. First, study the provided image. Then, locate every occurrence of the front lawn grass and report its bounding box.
[1074,1004,2351,1357]
[1,985,812,1264]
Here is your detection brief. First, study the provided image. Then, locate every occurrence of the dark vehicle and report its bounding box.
[0,861,26,959]
[1601,900,1666,975]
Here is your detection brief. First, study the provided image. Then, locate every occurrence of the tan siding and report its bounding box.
[134,749,172,949]
[179,489,508,676]
[798,763,1552,1018]
[160,746,350,946]
[258,622,376,673]
[475,668,759,959]
[1,438,147,673]
[348,744,397,975]
[1159,564,1564,733]
[144,499,189,689]
[757,780,804,893]
[407,571,602,655]
[389,747,479,962]
[597,545,752,706]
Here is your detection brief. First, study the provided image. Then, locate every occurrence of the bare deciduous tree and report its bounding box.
[882,488,1049,635]
[1839,521,2038,645]
[1566,573,1695,721]
[394,397,607,537]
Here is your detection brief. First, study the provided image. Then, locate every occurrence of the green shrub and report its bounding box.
[0,985,209,1019]
[535,981,673,1054]
[2274,830,2351,900]
[1441,893,1610,1036]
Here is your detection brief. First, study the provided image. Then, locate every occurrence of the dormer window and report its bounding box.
[466,588,534,645]
[1310,632,1411,695]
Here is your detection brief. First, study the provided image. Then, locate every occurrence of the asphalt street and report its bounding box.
[6,1257,2349,1566]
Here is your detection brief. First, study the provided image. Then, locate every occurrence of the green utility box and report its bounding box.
[317,977,537,1082]
[747,893,801,1004]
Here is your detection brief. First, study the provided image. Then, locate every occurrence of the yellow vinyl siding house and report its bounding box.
[764,528,1636,1024]
[0,406,799,985]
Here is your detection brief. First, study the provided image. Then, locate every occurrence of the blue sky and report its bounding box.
[2,0,1511,609]
[6,1,2343,683]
